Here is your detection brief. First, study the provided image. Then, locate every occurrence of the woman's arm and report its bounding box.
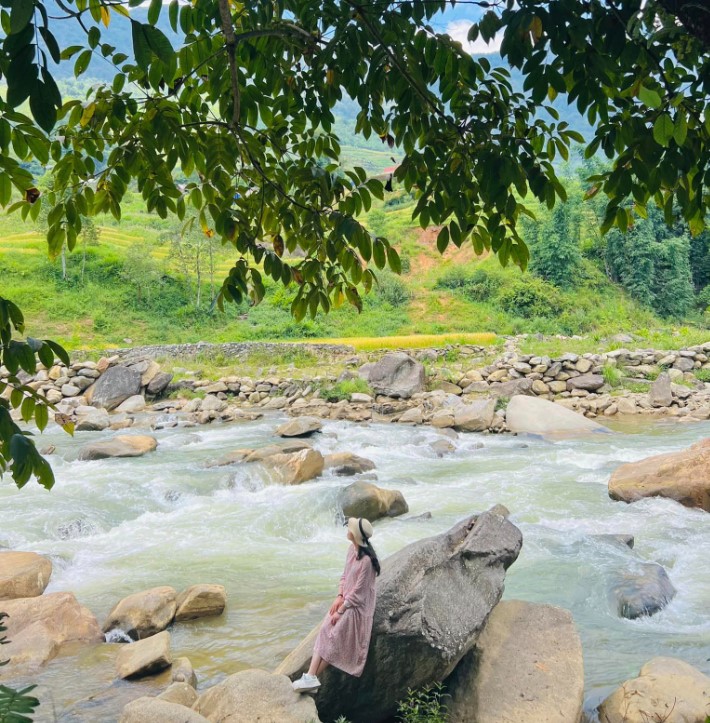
[341,557,374,610]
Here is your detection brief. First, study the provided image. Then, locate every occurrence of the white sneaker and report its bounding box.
[292,673,320,693]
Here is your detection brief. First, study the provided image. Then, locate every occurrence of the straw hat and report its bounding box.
[347,517,374,547]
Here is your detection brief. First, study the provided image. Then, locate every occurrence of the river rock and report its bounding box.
[0,551,52,600]
[452,399,496,432]
[120,697,207,723]
[275,416,322,437]
[649,372,673,407]
[608,438,710,511]
[103,586,177,640]
[598,657,710,723]
[275,506,523,722]
[171,657,197,688]
[361,352,426,399]
[115,395,147,414]
[506,395,609,437]
[174,584,226,622]
[615,397,637,415]
[398,406,424,424]
[566,373,604,391]
[116,630,172,679]
[74,406,111,432]
[194,669,320,723]
[78,435,158,461]
[88,365,142,410]
[611,562,676,619]
[446,601,584,723]
[488,377,534,398]
[147,372,173,396]
[323,452,376,476]
[338,481,408,521]
[158,682,199,707]
[0,592,102,668]
[262,448,324,485]
[430,439,456,456]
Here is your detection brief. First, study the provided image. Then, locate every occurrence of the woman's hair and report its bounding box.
[357,541,381,576]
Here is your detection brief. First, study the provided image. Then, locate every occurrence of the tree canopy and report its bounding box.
[0,0,709,488]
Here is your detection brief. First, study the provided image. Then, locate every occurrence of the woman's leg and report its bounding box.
[316,658,329,676]
[307,653,322,676]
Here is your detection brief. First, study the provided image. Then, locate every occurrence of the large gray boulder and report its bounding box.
[115,630,172,679]
[452,399,496,432]
[611,562,676,619]
[275,506,522,722]
[275,416,322,438]
[193,669,320,723]
[361,352,426,399]
[648,371,673,407]
[146,371,174,396]
[103,586,177,640]
[506,395,609,438]
[446,601,584,723]
[338,481,408,521]
[88,365,142,410]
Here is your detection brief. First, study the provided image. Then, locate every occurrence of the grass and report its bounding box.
[695,369,710,383]
[320,377,372,401]
[602,364,623,388]
[307,333,498,351]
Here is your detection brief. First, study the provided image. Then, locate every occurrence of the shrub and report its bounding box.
[602,363,623,388]
[320,377,372,401]
[397,683,449,723]
[498,277,562,318]
[695,369,710,383]
[434,267,471,290]
[375,271,412,307]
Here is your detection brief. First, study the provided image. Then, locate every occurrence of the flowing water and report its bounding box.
[2,414,709,719]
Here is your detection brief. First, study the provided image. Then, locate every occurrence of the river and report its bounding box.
[2,414,709,720]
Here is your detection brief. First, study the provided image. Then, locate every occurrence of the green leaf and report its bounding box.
[29,84,57,132]
[673,114,687,146]
[131,21,150,67]
[144,24,173,64]
[10,0,34,34]
[74,49,92,77]
[652,113,673,147]
[148,0,161,25]
[35,403,48,432]
[638,85,662,109]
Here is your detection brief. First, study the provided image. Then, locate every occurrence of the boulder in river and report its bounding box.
[446,601,584,723]
[0,592,102,668]
[174,584,226,622]
[87,365,142,410]
[171,656,198,688]
[103,586,177,640]
[0,551,52,600]
[74,406,111,432]
[608,438,710,512]
[275,416,322,438]
[361,352,426,399]
[275,506,522,723]
[78,435,158,461]
[611,562,676,619]
[338,481,408,521]
[598,657,710,723]
[120,697,207,723]
[452,399,496,432]
[323,452,376,476]
[262,448,324,485]
[210,441,312,467]
[115,395,147,414]
[194,669,320,723]
[506,395,610,438]
[115,630,172,679]
[157,681,198,707]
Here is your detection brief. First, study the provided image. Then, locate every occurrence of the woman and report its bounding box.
[292,516,380,693]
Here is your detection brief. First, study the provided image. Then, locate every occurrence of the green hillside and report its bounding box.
[2,172,709,352]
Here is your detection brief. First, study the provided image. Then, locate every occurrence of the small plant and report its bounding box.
[0,613,40,723]
[695,368,710,383]
[321,377,372,402]
[397,682,449,723]
[602,363,623,388]
[495,396,510,411]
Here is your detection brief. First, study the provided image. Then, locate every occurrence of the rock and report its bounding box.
[276,507,522,723]
[275,416,322,438]
[446,601,584,723]
[361,352,426,399]
[430,409,455,428]
[615,397,637,415]
[608,438,710,511]
[611,562,676,619]
[598,657,710,723]
[115,395,147,414]
[194,669,320,723]
[103,586,177,640]
[120,697,207,723]
[211,441,312,467]
[531,379,550,394]
[157,682,199,707]
[147,372,173,396]
[323,452,376,476]
[61,384,81,397]
[575,358,593,373]
[201,395,227,413]
[338,481,408,521]
[673,356,695,372]
[88,365,142,410]
[488,378,534,398]
[262,448,325,485]
[350,392,372,404]
[566,373,604,391]
[593,534,635,549]
[506,395,610,438]
[78,435,158,461]
[398,407,423,424]
[432,380,462,395]
[649,372,673,407]
[116,630,172,679]
[0,592,102,667]
[430,439,456,456]
[171,657,197,688]
[452,399,495,432]
[0,551,52,600]
[174,584,226,622]
[75,406,111,431]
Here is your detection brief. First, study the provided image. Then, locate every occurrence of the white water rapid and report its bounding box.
[2,415,709,719]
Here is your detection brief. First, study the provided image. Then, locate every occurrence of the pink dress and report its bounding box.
[313,545,377,677]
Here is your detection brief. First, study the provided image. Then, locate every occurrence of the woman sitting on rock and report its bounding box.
[292,517,380,693]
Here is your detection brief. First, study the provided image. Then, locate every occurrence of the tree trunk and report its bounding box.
[61,248,67,280]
